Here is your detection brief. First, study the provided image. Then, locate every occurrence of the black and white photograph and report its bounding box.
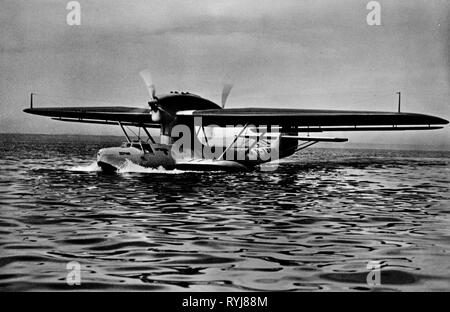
[1,0,449,298]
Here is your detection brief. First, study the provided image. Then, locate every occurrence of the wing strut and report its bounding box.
[202,126,210,146]
[118,121,131,143]
[142,126,156,144]
[217,123,249,161]
[247,129,268,151]
[295,141,319,152]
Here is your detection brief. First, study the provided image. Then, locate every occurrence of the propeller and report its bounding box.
[221,83,233,108]
[139,69,170,123]
[139,69,156,102]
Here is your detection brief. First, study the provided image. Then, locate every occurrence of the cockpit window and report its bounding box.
[141,143,153,153]
[121,142,153,153]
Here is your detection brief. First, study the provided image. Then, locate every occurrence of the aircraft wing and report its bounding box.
[177,108,448,131]
[23,106,161,128]
[24,106,448,131]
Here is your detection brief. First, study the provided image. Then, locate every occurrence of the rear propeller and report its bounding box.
[221,83,233,108]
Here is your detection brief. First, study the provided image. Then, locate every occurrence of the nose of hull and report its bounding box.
[97,160,119,173]
[96,148,125,173]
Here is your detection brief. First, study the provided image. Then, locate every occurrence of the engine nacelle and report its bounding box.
[151,110,162,122]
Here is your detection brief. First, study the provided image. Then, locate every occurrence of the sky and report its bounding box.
[1,0,449,149]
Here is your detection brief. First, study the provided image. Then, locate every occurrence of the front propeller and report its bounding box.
[139,69,170,123]
[139,69,157,102]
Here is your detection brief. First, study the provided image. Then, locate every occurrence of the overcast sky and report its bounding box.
[1,0,449,149]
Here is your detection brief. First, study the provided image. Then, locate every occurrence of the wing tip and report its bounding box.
[428,115,449,125]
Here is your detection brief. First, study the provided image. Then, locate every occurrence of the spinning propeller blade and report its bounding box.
[139,69,172,122]
[221,83,233,108]
[139,69,156,101]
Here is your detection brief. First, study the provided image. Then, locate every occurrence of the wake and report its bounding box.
[117,159,187,174]
[67,160,187,174]
[68,162,102,172]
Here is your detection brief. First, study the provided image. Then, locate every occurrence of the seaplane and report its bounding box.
[23,70,448,172]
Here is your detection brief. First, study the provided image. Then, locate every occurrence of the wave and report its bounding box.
[117,159,187,174]
[67,162,102,172]
[67,159,187,174]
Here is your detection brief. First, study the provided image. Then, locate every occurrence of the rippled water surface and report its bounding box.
[1,134,449,291]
